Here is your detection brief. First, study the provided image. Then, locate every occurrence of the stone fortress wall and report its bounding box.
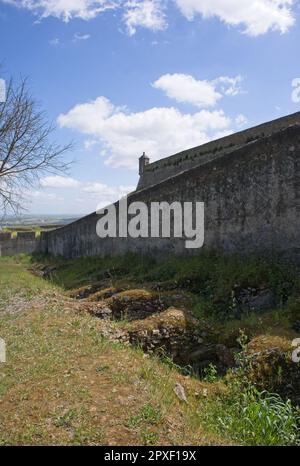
[137,111,300,190]
[1,112,299,261]
[0,231,38,256]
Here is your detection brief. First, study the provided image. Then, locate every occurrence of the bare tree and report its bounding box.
[0,77,72,215]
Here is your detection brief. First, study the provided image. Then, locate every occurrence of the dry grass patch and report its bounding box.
[0,258,231,446]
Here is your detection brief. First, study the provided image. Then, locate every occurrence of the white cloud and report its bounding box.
[2,0,166,34]
[73,32,91,41]
[40,176,81,188]
[83,182,135,202]
[2,0,296,36]
[153,73,222,108]
[40,175,134,201]
[213,75,244,96]
[235,113,248,128]
[84,139,99,150]
[83,182,119,195]
[82,183,135,209]
[49,37,60,46]
[40,179,134,211]
[175,0,295,36]
[58,94,233,169]
[27,190,64,202]
[3,0,117,22]
[30,177,135,212]
[153,73,244,108]
[123,0,167,35]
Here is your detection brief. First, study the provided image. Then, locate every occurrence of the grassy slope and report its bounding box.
[0,257,231,446]
[0,253,299,446]
[35,251,300,342]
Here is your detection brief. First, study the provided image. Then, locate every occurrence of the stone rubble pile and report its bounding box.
[78,290,237,372]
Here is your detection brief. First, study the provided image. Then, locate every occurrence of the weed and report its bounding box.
[127,403,162,429]
[202,364,219,383]
[140,429,159,445]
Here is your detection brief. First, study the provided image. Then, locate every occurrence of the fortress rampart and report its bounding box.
[1,113,299,261]
[35,123,300,262]
[137,111,300,190]
[0,231,38,256]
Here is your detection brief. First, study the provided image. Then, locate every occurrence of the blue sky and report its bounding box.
[0,0,299,215]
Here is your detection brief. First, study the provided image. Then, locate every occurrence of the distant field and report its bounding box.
[3,225,61,237]
[1,215,80,237]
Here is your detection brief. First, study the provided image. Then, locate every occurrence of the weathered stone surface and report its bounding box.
[34,121,299,263]
[68,281,110,299]
[0,231,38,257]
[244,335,300,404]
[30,264,58,279]
[104,289,165,321]
[137,111,300,189]
[188,344,235,368]
[125,307,211,363]
[98,307,235,374]
[77,289,165,322]
[76,301,113,319]
[290,299,300,331]
[87,287,126,302]
[74,286,271,375]
[231,286,276,317]
[292,320,300,332]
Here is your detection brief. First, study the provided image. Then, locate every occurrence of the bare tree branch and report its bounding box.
[0,76,72,216]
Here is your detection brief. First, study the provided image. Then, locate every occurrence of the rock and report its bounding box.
[30,264,59,279]
[126,307,214,365]
[105,289,165,321]
[247,290,275,311]
[188,346,217,363]
[292,320,300,332]
[72,284,234,375]
[215,344,235,367]
[174,383,188,403]
[87,287,125,302]
[244,335,300,405]
[76,288,167,322]
[90,306,112,319]
[185,343,235,372]
[231,287,276,317]
[68,282,105,299]
[41,265,57,278]
[79,301,113,319]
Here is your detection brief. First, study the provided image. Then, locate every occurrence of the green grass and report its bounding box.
[0,254,299,445]
[0,257,231,445]
[0,255,54,304]
[32,251,299,320]
[199,384,300,446]
[127,403,162,429]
